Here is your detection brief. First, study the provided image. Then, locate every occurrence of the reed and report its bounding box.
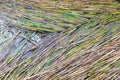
[0,0,120,80]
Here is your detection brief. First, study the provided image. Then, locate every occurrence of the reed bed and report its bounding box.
[0,0,120,80]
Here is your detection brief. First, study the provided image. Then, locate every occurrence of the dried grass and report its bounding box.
[0,0,120,80]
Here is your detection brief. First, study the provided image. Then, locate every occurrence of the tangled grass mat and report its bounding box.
[0,0,120,80]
